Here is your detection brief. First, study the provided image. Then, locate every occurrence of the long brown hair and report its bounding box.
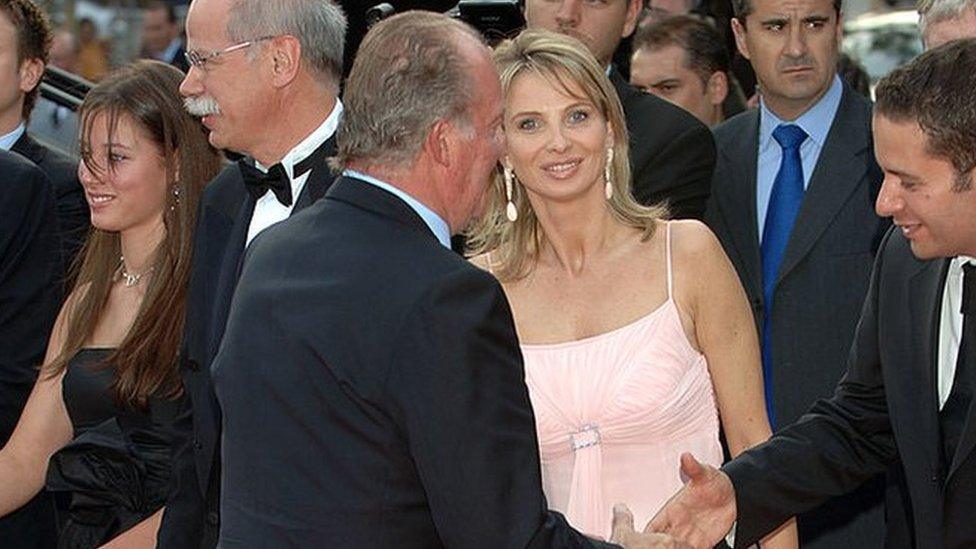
[46,60,222,408]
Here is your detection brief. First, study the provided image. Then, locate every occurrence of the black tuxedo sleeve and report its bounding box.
[387,268,614,549]
[157,391,207,548]
[0,156,62,444]
[723,229,900,546]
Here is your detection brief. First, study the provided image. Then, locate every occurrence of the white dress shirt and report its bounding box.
[245,99,343,246]
[0,122,25,151]
[938,255,976,408]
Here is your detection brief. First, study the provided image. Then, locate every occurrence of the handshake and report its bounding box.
[611,454,738,549]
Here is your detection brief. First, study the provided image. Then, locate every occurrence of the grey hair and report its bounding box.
[331,11,484,170]
[226,0,346,90]
[919,0,976,37]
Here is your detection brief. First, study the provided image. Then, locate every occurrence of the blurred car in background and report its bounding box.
[843,9,923,96]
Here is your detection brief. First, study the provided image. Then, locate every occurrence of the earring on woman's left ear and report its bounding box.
[504,166,519,222]
[604,147,614,200]
[171,186,181,211]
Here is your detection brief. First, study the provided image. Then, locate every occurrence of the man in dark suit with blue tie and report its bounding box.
[703,0,889,545]
[156,0,347,546]
[210,10,681,548]
[651,38,976,549]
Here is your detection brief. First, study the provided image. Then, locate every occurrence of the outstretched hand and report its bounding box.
[610,504,691,548]
[646,453,737,548]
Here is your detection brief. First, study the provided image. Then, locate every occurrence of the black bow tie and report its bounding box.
[962,263,975,316]
[238,143,325,207]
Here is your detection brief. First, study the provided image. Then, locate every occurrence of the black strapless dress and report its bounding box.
[44,349,177,549]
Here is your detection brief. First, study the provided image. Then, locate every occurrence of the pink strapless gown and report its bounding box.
[520,223,723,540]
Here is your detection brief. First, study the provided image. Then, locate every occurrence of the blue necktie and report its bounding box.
[760,124,807,427]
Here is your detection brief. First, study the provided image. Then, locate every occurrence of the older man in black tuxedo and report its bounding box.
[157,0,347,547]
[211,11,683,549]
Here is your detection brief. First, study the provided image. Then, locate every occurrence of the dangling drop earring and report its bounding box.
[170,186,181,211]
[604,147,614,200]
[504,166,518,222]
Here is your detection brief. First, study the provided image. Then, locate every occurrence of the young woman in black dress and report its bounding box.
[0,60,221,548]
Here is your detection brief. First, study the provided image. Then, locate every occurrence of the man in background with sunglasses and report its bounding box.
[157,0,347,547]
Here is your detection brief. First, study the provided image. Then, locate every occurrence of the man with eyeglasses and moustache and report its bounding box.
[157,1,346,547]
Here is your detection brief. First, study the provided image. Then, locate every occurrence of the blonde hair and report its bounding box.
[466,29,666,280]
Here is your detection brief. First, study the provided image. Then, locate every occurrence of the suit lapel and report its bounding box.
[907,258,949,482]
[950,269,976,479]
[718,111,763,299]
[208,189,255,361]
[777,88,871,284]
[11,133,44,164]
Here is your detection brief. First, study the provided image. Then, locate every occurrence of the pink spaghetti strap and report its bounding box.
[665,221,674,299]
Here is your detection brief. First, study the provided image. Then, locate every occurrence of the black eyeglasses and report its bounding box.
[184,36,276,71]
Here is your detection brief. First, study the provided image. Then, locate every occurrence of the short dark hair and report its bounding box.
[0,0,52,119]
[145,0,177,25]
[632,15,729,85]
[875,38,976,191]
[732,0,842,21]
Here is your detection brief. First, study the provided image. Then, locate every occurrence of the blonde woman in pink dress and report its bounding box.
[468,29,797,548]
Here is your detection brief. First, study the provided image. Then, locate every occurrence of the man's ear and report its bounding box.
[425,118,455,168]
[269,35,302,88]
[731,18,751,60]
[19,58,45,95]
[834,12,844,49]
[622,0,643,39]
[706,71,729,106]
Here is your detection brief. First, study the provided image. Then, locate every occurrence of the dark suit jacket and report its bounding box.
[210,176,613,547]
[609,68,716,219]
[0,150,61,548]
[12,131,88,270]
[704,84,889,547]
[726,227,976,548]
[157,141,337,549]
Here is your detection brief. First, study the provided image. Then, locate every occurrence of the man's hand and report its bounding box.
[647,453,737,548]
[610,504,691,548]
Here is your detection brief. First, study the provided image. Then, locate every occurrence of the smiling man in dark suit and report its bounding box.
[651,38,976,549]
[1,0,88,268]
[210,11,682,548]
[523,0,715,219]
[702,0,889,544]
[156,0,347,547]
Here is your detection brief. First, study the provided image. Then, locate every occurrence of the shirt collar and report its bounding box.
[951,255,976,273]
[759,75,843,151]
[255,98,343,180]
[0,122,26,152]
[342,169,452,249]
